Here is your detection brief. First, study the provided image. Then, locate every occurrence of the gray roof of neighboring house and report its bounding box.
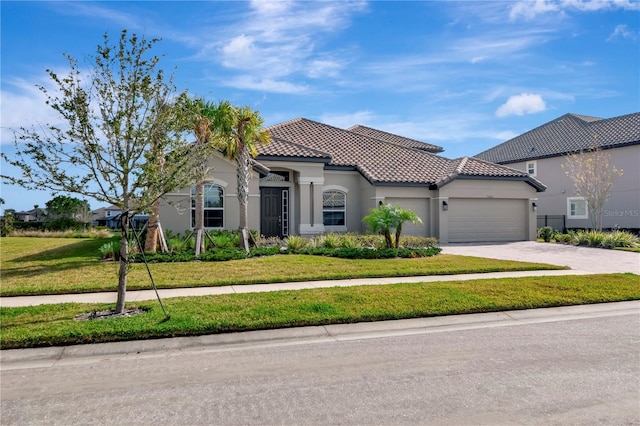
[260,118,545,191]
[346,124,444,153]
[475,112,640,164]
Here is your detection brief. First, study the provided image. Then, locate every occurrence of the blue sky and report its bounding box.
[1,0,639,213]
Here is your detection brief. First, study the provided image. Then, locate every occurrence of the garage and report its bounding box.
[448,198,527,243]
[385,198,428,236]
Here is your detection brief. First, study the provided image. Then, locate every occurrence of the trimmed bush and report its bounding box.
[537,226,554,242]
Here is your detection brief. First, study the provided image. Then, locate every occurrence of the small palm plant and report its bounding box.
[362,203,422,249]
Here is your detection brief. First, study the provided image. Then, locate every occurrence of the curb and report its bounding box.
[2,300,638,369]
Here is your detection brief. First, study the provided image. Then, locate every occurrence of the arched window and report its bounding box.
[191,184,224,228]
[323,190,346,227]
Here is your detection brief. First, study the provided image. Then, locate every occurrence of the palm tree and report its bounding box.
[187,98,235,254]
[222,106,271,252]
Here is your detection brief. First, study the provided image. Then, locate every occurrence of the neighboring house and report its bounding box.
[92,205,148,229]
[160,118,544,243]
[15,208,46,222]
[475,112,640,231]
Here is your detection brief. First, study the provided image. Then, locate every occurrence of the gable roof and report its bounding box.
[260,118,545,191]
[347,124,443,153]
[475,112,640,164]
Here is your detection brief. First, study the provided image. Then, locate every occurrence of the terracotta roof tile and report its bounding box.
[260,118,542,190]
[346,124,443,153]
[475,112,640,164]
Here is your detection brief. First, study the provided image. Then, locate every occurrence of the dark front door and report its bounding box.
[260,187,283,238]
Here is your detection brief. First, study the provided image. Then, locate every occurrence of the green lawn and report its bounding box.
[2,236,637,350]
[0,237,566,296]
[2,273,638,349]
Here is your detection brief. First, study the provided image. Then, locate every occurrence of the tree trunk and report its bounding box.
[237,147,251,253]
[115,213,129,314]
[384,230,393,249]
[395,224,403,249]
[195,178,205,255]
[144,199,160,253]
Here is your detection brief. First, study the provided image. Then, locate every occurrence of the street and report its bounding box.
[2,308,639,425]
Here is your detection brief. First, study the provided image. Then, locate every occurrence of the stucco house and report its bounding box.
[160,118,545,243]
[475,112,640,232]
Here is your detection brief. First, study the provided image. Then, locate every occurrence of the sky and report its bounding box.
[1,0,639,214]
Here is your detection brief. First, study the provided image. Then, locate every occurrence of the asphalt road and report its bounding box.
[2,308,638,425]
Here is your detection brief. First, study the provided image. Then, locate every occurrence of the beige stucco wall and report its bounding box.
[507,144,640,229]
[160,152,261,236]
[159,153,543,243]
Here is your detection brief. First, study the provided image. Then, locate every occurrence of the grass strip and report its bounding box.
[1,237,566,296]
[2,273,638,349]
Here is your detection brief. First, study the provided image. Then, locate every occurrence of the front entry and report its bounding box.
[260,187,289,238]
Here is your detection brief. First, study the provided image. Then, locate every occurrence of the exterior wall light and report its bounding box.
[442,200,448,211]
[532,202,537,212]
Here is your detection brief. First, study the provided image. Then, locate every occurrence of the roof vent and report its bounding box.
[529,146,536,152]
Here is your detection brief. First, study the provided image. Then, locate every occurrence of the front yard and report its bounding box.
[1,237,566,296]
[1,236,638,349]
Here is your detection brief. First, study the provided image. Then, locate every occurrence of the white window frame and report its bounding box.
[323,188,347,231]
[191,184,224,229]
[526,160,537,176]
[567,197,588,220]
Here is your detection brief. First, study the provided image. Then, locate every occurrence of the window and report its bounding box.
[323,190,346,226]
[191,184,224,228]
[526,161,537,176]
[567,197,588,219]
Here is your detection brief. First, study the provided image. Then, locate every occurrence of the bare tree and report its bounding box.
[1,30,201,313]
[562,145,623,231]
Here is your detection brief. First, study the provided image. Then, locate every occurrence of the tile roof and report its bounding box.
[475,112,640,164]
[260,118,544,190]
[346,124,443,153]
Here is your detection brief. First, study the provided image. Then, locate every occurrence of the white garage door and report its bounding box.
[385,198,428,236]
[448,198,527,243]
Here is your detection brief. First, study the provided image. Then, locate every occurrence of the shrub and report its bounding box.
[284,235,307,252]
[210,231,239,248]
[572,230,590,246]
[586,230,605,247]
[553,233,572,244]
[601,230,640,249]
[338,233,360,249]
[9,229,113,239]
[98,241,120,260]
[400,236,439,249]
[298,247,441,259]
[45,217,85,231]
[537,226,554,242]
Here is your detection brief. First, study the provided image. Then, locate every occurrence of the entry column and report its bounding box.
[298,176,325,236]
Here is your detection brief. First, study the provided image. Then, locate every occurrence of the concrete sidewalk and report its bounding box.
[0,269,599,307]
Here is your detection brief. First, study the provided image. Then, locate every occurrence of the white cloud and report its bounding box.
[307,59,343,79]
[495,130,520,141]
[222,76,309,94]
[607,24,637,41]
[509,0,640,21]
[509,0,559,21]
[0,77,65,145]
[211,2,367,91]
[495,93,547,117]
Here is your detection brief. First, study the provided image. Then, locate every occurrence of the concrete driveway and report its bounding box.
[441,241,640,274]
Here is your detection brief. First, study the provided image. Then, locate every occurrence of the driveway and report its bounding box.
[441,241,640,274]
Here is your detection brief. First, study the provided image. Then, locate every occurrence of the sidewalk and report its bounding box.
[0,269,598,307]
